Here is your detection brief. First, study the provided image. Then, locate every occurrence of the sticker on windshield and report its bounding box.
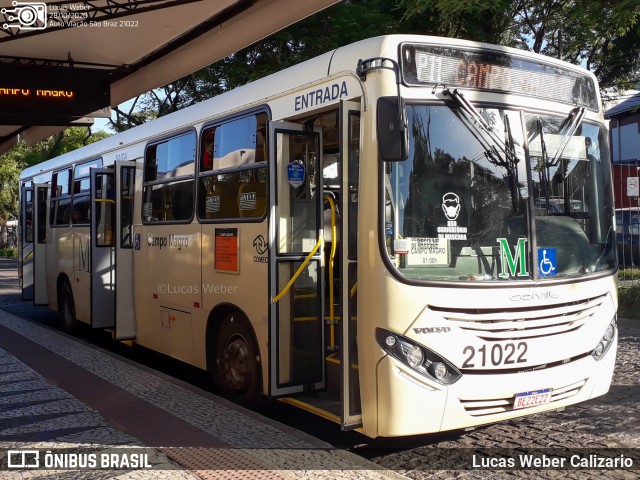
[438,192,468,240]
[538,248,557,277]
[406,237,449,266]
[498,238,529,278]
[442,192,460,220]
[394,238,409,254]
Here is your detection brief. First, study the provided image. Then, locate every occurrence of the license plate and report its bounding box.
[514,388,552,410]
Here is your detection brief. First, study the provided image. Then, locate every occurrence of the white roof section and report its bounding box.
[0,0,339,153]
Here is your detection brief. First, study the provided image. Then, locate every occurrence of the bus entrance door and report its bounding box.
[33,184,49,305]
[90,162,136,336]
[90,168,116,328]
[339,100,362,429]
[20,186,34,301]
[269,122,326,396]
[114,161,136,339]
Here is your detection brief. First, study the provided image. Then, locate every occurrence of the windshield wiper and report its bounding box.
[537,119,552,207]
[547,106,585,167]
[439,86,522,211]
[439,87,520,167]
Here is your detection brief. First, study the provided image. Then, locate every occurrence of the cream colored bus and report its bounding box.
[18,35,618,437]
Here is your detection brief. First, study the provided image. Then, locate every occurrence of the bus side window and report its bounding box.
[143,131,196,224]
[198,112,268,223]
[171,181,194,221]
[50,169,72,227]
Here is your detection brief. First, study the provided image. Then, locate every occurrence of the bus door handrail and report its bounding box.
[272,237,323,304]
[324,194,337,351]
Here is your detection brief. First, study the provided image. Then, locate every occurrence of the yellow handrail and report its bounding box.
[324,194,337,350]
[272,237,323,304]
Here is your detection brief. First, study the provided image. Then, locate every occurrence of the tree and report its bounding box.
[110,0,407,128]
[401,0,640,94]
[112,0,639,128]
[0,126,109,223]
[399,0,516,44]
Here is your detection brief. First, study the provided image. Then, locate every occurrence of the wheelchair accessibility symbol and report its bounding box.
[538,248,557,277]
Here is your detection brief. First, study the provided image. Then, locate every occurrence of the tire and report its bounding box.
[58,280,78,333]
[215,313,262,406]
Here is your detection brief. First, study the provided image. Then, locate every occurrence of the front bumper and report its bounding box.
[375,333,617,437]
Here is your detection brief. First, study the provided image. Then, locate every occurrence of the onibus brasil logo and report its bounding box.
[1,1,47,31]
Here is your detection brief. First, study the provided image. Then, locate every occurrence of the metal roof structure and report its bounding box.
[0,0,339,153]
[605,92,640,119]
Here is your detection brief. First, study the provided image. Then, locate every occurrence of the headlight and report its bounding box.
[603,324,615,342]
[430,362,448,380]
[376,328,462,385]
[403,344,424,367]
[592,317,616,360]
[593,342,605,357]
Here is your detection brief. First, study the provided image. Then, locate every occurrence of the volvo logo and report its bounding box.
[414,327,451,334]
[509,291,559,301]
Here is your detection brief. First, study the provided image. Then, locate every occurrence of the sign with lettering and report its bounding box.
[498,238,529,278]
[0,64,110,125]
[287,162,305,188]
[294,81,348,112]
[406,237,449,266]
[215,228,239,273]
[401,44,598,111]
[627,177,639,197]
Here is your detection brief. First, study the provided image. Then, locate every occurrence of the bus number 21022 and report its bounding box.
[462,342,528,368]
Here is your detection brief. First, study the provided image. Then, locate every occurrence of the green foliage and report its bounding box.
[113,0,639,125]
[399,0,515,44]
[0,246,17,259]
[0,149,22,223]
[619,268,640,280]
[111,0,409,127]
[0,127,109,221]
[618,284,640,320]
[401,0,640,92]
[618,268,640,319]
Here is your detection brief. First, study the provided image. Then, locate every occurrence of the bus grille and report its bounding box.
[432,294,607,341]
[460,379,586,417]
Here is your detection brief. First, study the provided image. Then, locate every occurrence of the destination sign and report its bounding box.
[0,64,111,125]
[401,43,598,111]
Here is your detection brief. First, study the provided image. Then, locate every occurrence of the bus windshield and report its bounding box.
[384,104,615,282]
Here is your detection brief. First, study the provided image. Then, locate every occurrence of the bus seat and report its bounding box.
[238,182,266,218]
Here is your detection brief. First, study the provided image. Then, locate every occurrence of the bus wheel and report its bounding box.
[216,314,261,406]
[59,281,77,333]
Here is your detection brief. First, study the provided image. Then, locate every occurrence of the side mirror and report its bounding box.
[377,96,408,162]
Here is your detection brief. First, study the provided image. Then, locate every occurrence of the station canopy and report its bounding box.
[0,0,339,154]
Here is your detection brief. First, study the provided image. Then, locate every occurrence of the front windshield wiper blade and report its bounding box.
[440,87,519,167]
[537,118,552,206]
[439,86,523,212]
[547,106,585,167]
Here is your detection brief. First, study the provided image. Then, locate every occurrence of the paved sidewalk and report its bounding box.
[0,260,406,480]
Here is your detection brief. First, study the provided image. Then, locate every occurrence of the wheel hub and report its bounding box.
[221,337,253,393]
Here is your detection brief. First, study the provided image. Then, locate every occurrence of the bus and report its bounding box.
[18,35,618,438]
